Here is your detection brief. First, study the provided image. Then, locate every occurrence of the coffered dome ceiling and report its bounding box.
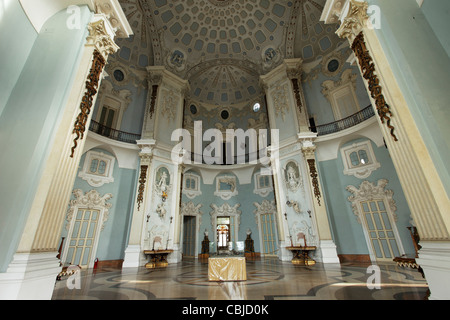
[115,0,342,105]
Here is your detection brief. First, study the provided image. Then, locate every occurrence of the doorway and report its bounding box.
[260,213,278,256]
[361,200,401,261]
[217,216,231,249]
[182,215,196,258]
[64,208,100,268]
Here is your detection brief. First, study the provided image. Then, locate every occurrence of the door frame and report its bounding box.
[181,215,197,258]
[347,180,405,263]
[62,189,112,268]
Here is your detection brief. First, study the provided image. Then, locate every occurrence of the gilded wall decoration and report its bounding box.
[351,32,398,141]
[70,50,106,158]
[307,159,322,206]
[137,165,148,211]
[291,78,303,114]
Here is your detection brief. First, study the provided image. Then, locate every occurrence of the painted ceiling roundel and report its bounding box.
[115,0,341,105]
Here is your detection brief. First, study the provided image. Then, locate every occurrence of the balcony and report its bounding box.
[89,120,141,144]
[312,105,376,136]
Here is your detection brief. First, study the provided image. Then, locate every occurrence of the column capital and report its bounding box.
[93,0,133,39]
[335,0,370,43]
[146,66,190,93]
[86,16,120,59]
[285,58,303,80]
[137,139,156,164]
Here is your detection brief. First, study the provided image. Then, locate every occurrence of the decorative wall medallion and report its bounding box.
[272,84,289,122]
[71,50,106,158]
[284,161,302,193]
[286,200,302,214]
[307,159,322,206]
[167,49,186,72]
[262,47,282,71]
[156,203,167,219]
[137,165,148,211]
[160,90,178,122]
[155,166,171,196]
[351,32,398,141]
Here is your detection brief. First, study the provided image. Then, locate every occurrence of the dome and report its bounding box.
[113,0,342,105]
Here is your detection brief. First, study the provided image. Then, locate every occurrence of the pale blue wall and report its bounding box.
[421,0,450,57]
[0,0,37,116]
[92,78,147,135]
[318,138,416,257]
[302,55,371,126]
[60,148,138,263]
[0,6,93,272]
[181,168,276,255]
[368,0,450,196]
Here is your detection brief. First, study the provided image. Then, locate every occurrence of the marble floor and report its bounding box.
[51,258,429,301]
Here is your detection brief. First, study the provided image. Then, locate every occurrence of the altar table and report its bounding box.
[286,246,317,266]
[208,256,247,281]
[144,250,173,269]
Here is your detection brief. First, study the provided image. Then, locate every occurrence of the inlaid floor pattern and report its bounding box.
[52,258,428,300]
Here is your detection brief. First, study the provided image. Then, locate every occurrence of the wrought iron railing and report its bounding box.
[89,120,141,144]
[88,105,375,147]
[312,105,375,136]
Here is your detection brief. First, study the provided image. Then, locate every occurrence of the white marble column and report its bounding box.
[300,136,340,263]
[124,67,188,267]
[0,7,130,299]
[321,0,450,298]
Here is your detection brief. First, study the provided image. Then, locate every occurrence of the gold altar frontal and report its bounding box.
[287,246,317,266]
[208,256,247,281]
[144,250,173,269]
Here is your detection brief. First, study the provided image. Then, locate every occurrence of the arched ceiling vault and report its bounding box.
[114,0,342,105]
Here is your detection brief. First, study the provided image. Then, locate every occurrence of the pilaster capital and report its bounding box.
[86,16,120,59]
[285,58,303,80]
[146,66,190,93]
[298,132,318,158]
[137,139,156,164]
[93,0,133,39]
[335,0,370,43]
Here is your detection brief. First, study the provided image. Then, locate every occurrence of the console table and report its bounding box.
[208,256,247,281]
[286,246,316,266]
[144,250,173,269]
